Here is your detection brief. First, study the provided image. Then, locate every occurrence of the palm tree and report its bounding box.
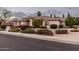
[62,14,65,18]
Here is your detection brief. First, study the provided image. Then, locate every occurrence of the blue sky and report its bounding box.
[4,7,79,16]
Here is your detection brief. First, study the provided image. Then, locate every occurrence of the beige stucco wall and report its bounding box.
[46,21,60,28]
[48,21,60,25]
[42,21,45,26]
[30,19,33,26]
[20,22,26,25]
[13,22,17,26]
[60,21,65,26]
[13,21,30,26]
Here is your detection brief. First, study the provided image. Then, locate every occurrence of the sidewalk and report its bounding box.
[0,31,79,45]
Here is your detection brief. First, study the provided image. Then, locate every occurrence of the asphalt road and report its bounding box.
[0,34,79,51]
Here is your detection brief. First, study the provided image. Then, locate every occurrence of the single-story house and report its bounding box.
[26,16,66,28]
[5,16,65,28]
[5,16,30,26]
[8,19,30,26]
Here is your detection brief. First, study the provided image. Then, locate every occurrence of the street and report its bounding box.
[0,34,79,51]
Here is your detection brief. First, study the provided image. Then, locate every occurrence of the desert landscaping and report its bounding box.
[0,7,79,51]
[0,9,78,45]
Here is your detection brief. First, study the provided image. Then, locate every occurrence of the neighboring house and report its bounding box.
[5,16,30,26]
[11,19,30,26]
[5,16,65,28]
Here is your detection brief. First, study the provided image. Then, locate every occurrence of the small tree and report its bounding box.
[67,12,71,17]
[32,19,43,28]
[65,17,75,28]
[37,11,41,16]
[1,8,11,19]
[54,14,56,18]
[50,14,52,18]
[74,17,79,25]
[62,14,65,18]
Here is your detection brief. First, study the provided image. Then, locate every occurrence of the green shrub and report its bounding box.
[50,24,57,29]
[74,17,79,25]
[0,27,5,31]
[65,17,75,28]
[21,28,35,34]
[55,30,68,34]
[36,29,53,36]
[0,25,7,29]
[73,27,78,29]
[59,25,64,28]
[9,28,20,32]
[32,19,43,28]
[18,25,30,30]
[29,26,36,28]
[73,25,78,29]
[10,26,16,29]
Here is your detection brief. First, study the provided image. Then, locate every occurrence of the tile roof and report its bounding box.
[25,16,65,22]
[7,16,65,23]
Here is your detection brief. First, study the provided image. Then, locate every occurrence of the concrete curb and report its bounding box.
[0,31,79,45]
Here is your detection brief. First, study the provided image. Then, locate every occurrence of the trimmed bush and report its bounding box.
[50,24,57,29]
[9,28,20,32]
[0,28,5,31]
[18,25,30,30]
[55,30,68,34]
[73,27,78,29]
[70,30,79,32]
[10,26,16,29]
[29,26,36,28]
[59,25,64,28]
[21,28,35,34]
[73,25,78,29]
[40,26,47,28]
[36,29,53,36]
[0,25,7,29]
